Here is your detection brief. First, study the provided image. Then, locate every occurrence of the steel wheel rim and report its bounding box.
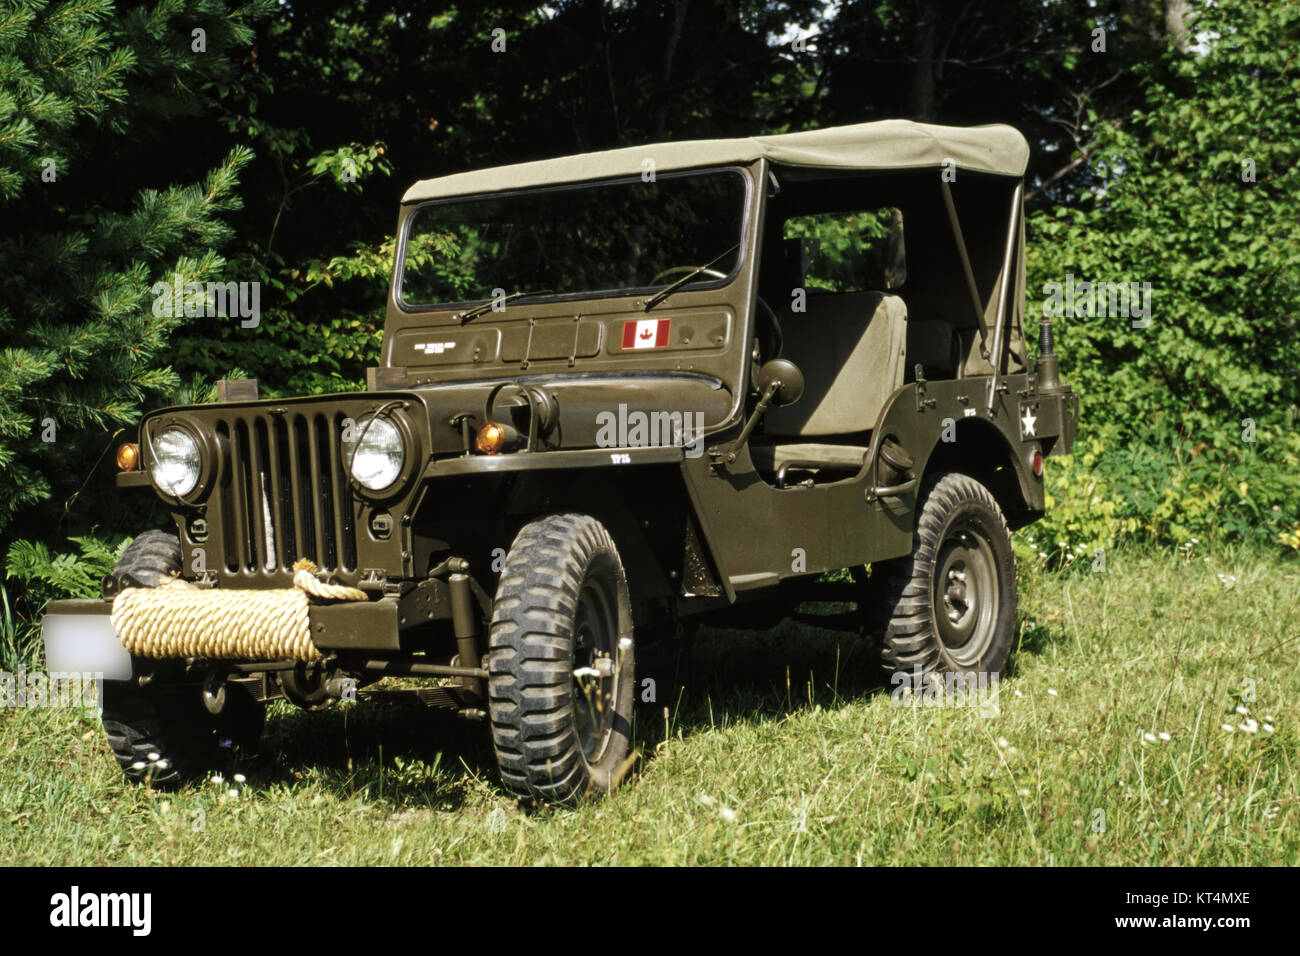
[572,575,618,764]
[932,520,998,668]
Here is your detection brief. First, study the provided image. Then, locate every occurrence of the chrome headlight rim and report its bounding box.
[343,412,415,497]
[145,420,211,502]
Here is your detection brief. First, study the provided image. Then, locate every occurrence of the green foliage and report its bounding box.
[6,534,125,602]
[304,142,392,194]
[2,532,127,668]
[3,0,1299,575]
[783,208,898,292]
[0,0,270,546]
[165,139,397,397]
[1022,420,1300,569]
[1023,0,1300,558]
[1027,0,1300,438]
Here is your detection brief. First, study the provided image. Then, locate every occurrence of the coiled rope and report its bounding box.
[110,559,367,662]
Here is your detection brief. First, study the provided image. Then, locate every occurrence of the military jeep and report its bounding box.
[43,120,1077,805]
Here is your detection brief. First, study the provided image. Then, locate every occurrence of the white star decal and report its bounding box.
[1021,407,1037,438]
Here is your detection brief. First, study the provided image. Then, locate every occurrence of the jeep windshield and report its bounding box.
[399,168,747,310]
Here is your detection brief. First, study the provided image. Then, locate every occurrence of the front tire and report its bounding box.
[100,530,265,788]
[102,678,264,788]
[487,514,636,805]
[873,473,1017,683]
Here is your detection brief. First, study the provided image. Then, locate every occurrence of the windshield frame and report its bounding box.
[393,165,753,315]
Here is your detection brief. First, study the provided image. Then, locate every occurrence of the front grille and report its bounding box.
[213,411,357,574]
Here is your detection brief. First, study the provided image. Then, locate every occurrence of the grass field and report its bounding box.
[3,544,1297,866]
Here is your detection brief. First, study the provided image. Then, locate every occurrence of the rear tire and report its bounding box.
[872,473,1017,684]
[487,514,636,805]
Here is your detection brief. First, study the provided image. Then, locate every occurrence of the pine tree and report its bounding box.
[0,0,272,546]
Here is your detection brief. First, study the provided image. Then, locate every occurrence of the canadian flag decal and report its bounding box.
[621,318,671,349]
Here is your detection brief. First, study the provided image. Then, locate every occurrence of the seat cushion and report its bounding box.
[749,442,870,475]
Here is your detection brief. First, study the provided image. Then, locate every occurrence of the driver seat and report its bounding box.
[750,291,908,482]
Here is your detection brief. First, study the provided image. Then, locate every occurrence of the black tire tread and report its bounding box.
[872,472,1016,679]
[100,529,264,788]
[487,513,632,805]
[104,529,183,592]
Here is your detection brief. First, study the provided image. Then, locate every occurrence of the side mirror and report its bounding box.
[714,358,805,465]
[756,358,804,407]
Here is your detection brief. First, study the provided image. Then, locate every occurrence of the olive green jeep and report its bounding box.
[43,120,1077,805]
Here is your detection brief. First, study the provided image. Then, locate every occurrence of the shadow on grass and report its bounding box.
[639,619,886,728]
[236,697,499,811]
[627,602,1069,777]
[229,603,1066,808]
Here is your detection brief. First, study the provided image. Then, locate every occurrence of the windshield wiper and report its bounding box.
[643,244,740,312]
[458,290,553,324]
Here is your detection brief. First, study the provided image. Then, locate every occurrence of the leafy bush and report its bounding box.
[1020,420,1300,569]
[0,0,269,547]
[2,534,129,669]
[1017,0,1300,564]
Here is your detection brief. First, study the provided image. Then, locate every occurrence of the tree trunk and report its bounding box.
[906,0,941,121]
[1164,0,1191,51]
[650,0,691,139]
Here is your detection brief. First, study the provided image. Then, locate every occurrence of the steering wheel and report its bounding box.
[650,265,728,285]
[755,294,783,360]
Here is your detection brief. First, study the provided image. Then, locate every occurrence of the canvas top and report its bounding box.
[401,120,1030,202]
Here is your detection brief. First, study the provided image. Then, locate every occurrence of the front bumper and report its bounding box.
[42,596,404,676]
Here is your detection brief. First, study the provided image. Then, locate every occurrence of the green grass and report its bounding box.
[3,545,1297,865]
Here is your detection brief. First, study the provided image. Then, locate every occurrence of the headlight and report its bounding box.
[149,427,201,497]
[343,416,405,492]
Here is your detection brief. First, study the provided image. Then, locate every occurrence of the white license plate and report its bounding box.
[42,613,132,680]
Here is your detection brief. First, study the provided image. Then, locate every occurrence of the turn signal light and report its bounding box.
[116,442,140,472]
[1031,449,1044,477]
[476,422,508,455]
